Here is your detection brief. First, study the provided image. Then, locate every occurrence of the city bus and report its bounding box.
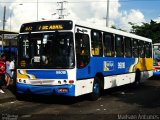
[16,20,153,100]
[153,43,160,76]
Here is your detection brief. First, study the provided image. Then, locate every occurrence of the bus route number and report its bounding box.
[56,71,66,74]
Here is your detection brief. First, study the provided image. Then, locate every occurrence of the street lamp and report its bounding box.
[51,13,56,16]
[41,18,45,20]
[51,13,57,19]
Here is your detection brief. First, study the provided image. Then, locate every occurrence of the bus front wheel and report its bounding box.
[90,77,101,101]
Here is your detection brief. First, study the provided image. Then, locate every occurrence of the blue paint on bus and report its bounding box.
[17,83,75,96]
[18,70,68,79]
[76,57,136,80]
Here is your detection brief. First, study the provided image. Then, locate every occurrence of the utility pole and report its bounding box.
[2,6,6,51]
[3,6,6,30]
[37,0,38,21]
[106,0,109,27]
[57,1,68,19]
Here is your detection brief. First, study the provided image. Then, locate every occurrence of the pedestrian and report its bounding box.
[5,58,11,87]
[8,58,15,85]
[0,53,6,93]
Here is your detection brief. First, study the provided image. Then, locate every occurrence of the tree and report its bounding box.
[111,25,127,32]
[129,20,160,43]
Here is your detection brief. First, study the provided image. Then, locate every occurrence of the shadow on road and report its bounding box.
[16,93,90,105]
[104,78,160,109]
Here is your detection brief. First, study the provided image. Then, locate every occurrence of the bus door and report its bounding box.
[75,26,91,80]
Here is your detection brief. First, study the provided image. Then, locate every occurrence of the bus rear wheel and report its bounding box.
[90,77,101,101]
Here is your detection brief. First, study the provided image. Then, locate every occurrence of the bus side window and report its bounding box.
[139,40,145,58]
[149,43,152,58]
[124,37,132,57]
[115,35,124,57]
[145,42,152,58]
[75,33,90,68]
[103,32,114,57]
[132,39,139,58]
[91,30,103,56]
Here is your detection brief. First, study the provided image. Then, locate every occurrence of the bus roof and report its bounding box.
[153,43,160,46]
[74,20,152,43]
[20,19,152,43]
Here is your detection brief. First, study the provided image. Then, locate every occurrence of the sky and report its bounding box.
[0,0,160,32]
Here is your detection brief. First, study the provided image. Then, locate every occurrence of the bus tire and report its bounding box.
[90,77,101,101]
[132,70,141,88]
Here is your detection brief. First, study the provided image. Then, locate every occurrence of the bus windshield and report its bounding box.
[18,32,74,69]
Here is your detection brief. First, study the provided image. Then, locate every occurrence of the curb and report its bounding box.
[0,96,16,104]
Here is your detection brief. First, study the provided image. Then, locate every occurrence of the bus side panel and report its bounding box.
[74,78,94,96]
[134,58,153,71]
[76,57,136,96]
[104,73,136,89]
[76,57,136,80]
[76,57,152,95]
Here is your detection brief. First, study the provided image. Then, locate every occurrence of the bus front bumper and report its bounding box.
[16,83,75,96]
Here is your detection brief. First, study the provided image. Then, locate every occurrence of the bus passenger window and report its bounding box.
[145,42,152,58]
[124,37,132,57]
[75,33,90,68]
[103,33,114,57]
[149,43,152,58]
[139,41,145,58]
[132,39,139,58]
[91,30,103,56]
[115,35,124,57]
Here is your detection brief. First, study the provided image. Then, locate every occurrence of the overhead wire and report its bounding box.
[0,0,160,4]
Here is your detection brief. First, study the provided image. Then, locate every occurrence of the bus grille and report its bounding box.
[30,80,54,85]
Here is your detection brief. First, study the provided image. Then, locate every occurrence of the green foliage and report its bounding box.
[130,20,160,43]
[111,25,116,29]
[111,25,127,32]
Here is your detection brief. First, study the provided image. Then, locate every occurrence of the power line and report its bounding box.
[0,0,160,4]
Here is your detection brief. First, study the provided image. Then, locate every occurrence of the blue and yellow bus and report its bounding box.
[153,43,160,76]
[16,20,153,100]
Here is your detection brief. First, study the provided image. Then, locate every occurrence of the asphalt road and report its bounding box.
[0,77,160,120]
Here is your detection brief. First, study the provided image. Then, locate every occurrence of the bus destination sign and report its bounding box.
[20,20,73,32]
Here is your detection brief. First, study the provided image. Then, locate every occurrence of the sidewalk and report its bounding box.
[0,86,16,104]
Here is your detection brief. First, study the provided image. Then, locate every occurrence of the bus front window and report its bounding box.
[18,32,74,69]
